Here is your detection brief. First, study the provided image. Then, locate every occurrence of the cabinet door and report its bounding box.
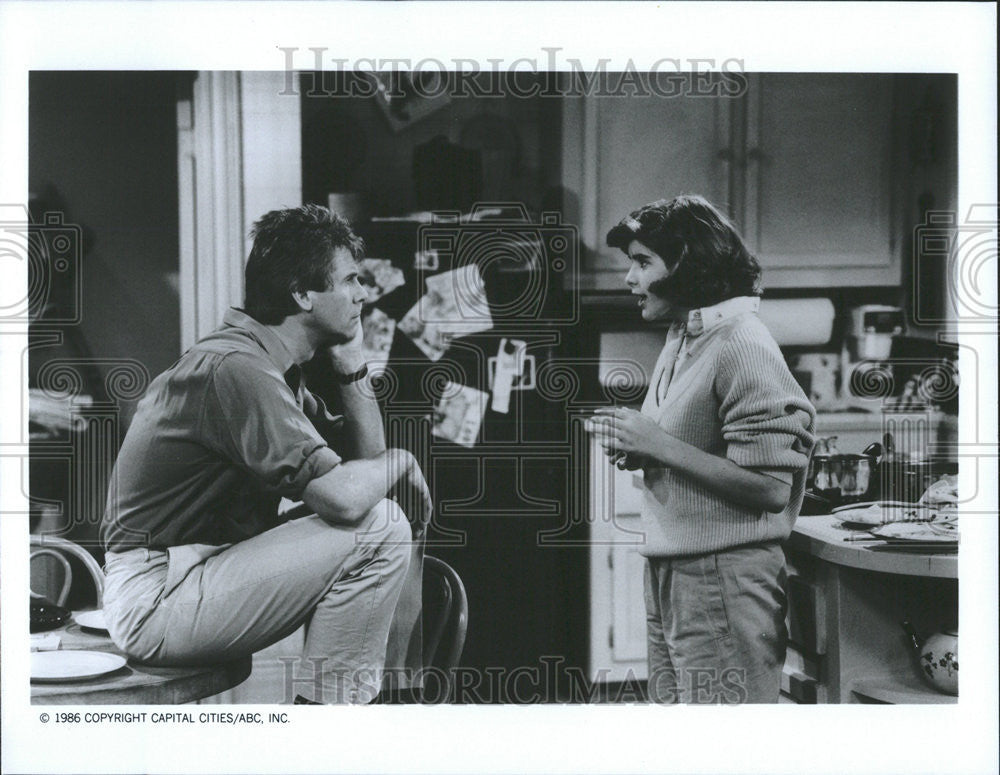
[588,432,649,680]
[563,84,728,290]
[610,540,649,666]
[743,74,898,287]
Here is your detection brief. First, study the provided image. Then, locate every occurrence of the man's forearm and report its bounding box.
[337,376,386,459]
[303,448,412,525]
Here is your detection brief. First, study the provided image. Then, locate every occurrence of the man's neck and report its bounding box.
[268,317,316,366]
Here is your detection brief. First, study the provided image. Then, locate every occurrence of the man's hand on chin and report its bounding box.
[328,322,366,375]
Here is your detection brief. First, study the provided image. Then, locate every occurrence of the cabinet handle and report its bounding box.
[746,147,766,163]
[716,148,736,163]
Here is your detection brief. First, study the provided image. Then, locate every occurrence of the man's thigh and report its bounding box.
[150,505,406,663]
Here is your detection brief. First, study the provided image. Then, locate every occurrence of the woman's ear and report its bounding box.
[291,288,314,313]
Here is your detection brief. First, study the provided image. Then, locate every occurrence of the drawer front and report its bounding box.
[611,466,645,514]
[786,574,827,655]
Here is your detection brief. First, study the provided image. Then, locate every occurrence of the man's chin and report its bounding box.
[328,324,359,346]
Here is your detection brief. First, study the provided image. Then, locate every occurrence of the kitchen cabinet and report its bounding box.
[588,432,649,681]
[736,74,899,287]
[563,73,901,290]
[561,82,727,290]
[784,514,957,704]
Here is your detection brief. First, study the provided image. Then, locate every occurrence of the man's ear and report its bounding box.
[291,288,313,313]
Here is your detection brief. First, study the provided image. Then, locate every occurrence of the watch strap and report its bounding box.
[335,364,369,384]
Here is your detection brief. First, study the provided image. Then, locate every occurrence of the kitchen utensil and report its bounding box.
[30,650,128,683]
[836,453,874,501]
[901,621,958,695]
[807,440,883,507]
[809,455,841,503]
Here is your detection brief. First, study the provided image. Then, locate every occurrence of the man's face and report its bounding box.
[307,248,367,344]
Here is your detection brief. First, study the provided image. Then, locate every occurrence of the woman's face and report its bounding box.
[624,239,679,322]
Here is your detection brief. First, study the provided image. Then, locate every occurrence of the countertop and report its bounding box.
[788,514,957,579]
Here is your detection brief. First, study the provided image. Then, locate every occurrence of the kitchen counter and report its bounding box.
[782,514,958,704]
[788,514,957,579]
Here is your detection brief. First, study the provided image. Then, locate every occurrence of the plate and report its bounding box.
[871,521,960,543]
[73,610,108,632]
[836,503,940,527]
[831,500,919,513]
[30,650,127,683]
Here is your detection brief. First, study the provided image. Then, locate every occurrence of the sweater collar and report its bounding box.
[684,296,761,337]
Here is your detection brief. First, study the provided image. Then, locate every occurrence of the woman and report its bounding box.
[587,195,815,704]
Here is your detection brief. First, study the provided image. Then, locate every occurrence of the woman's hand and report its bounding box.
[586,407,677,466]
[605,449,647,471]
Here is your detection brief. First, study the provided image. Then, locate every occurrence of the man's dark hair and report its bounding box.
[606,194,762,308]
[244,204,364,324]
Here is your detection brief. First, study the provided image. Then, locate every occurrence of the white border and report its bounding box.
[1,2,997,774]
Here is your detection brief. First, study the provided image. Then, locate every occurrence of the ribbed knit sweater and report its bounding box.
[638,302,816,557]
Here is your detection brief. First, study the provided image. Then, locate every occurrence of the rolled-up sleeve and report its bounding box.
[201,353,341,499]
[716,327,816,476]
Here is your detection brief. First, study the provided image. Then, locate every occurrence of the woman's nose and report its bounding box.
[625,265,638,287]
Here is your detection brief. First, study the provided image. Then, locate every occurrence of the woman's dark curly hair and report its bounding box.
[244,204,364,324]
[605,194,762,308]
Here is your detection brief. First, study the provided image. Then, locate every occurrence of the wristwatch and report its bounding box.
[335,364,369,384]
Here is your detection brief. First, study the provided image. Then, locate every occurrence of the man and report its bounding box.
[100,204,431,704]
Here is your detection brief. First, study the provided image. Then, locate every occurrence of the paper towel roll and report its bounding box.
[759,298,835,346]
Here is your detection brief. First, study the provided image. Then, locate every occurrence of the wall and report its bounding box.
[29,71,182,424]
[300,72,562,217]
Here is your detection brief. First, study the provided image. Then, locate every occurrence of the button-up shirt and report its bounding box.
[102,308,343,552]
[653,296,762,404]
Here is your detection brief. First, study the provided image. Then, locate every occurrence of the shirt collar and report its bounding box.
[222,307,298,375]
[685,296,761,337]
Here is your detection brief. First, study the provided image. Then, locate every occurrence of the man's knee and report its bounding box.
[364,498,414,549]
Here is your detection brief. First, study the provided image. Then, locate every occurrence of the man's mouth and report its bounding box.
[634,293,647,308]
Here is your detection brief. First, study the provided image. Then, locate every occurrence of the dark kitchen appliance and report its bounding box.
[307,208,588,700]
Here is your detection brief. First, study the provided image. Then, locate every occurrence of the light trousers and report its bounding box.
[644,541,788,704]
[103,499,413,704]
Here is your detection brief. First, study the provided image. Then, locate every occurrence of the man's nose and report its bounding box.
[625,265,638,287]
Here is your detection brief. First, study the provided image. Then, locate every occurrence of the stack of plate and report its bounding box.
[867,520,959,553]
[834,502,959,553]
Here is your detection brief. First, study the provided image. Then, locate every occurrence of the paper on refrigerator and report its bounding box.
[359,258,406,302]
[398,265,493,361]
[431,382,489,448]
